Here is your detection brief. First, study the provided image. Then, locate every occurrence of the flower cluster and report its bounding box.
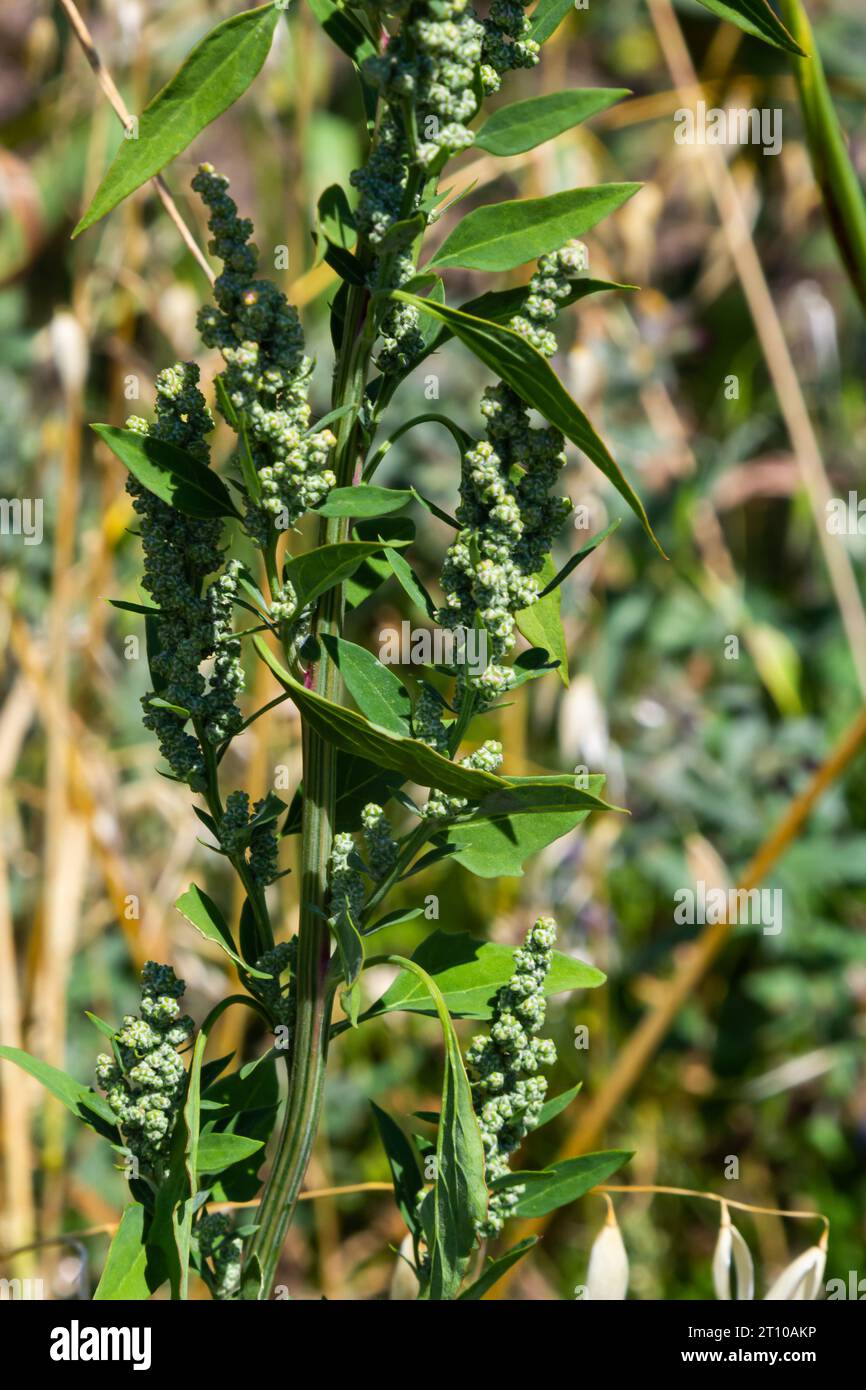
[192,165,336,549]
[196,1211,243,1300]
[126,363,243,787]
[249,939,297,1031]
[424,738,503,819]
[352,0,486,373]
[438,245,588,702]
[361,803,399,880]
[95,962,194,1177]
[465,917,558,1236]
[480,0,540,94]
[218,790,280,887]
[328,831,366,926]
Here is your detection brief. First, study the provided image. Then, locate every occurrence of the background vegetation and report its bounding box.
[1,0,865,1298]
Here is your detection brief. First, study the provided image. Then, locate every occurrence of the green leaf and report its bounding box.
[254,638,507,801]
[474,89,628,156]
[393,294,664,554]
[73,4,281,236]
[330,903,365,994]
[93,1204,159,1300]
[428,185,640,272]
[441,776,611,878]
[174,884,271,977]
[283,539,407,611]
[384,546,438,620]
[516,557,568,684]
[92,425,240,520]
[0,1044,117,1136]
[314,183,357,266]
[308,0,377,67]
[693,0,804,55]
[366,931,604,1021]
[197,1131,265,1175]
[506,1150,631,1218]
[346,517,416,608]
[535,1082,582,1129]
[203,1055,279,1202]
[374,955,485,1301]
[528,0,577,44]
[778,0,866,313]
[371,1102,425,1238]
[109,598,161,616]
[458,1237,538,1299]
[321,635,412,736]
[317,484,412,517]
[537,518,621,597]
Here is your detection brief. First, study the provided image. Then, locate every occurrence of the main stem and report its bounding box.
[250,281,374,1296]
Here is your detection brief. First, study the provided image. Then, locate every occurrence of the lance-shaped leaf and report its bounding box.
[92,425,241,520]
[0,1044,117,1138]
[316,485,412,517]
[93,1204,160,1300]
[174,884,271,978]
[516,558,568,684]
[364,930,604,1022]
[428,185,640,273]
[537,519,621,597]
[392,294,664,555]
[320,635,412,736]
[499,1150,631,1219]
[528,0,576,44]
[440,774,614,878]
[283,538,409,611]
[371,1102,425,1239]
[535,1082,583,1129]
[779,0,866,313]
[694,0,803,55]
[458,1237,538,1299]
[253,637,506,800]
[474,89,629,157]
[74,4,281,236]
[374,954,485,1301]
[282,752,404,835]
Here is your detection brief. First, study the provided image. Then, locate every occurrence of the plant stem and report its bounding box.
[249,279,376,1296]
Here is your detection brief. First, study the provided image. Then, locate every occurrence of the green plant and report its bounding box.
[1,0,809,1301]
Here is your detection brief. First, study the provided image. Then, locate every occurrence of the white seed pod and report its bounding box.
[586,1199,629,1300]
[764,1237,827,1301]
[389,1232,420,1301]
[712,1203,754,1300]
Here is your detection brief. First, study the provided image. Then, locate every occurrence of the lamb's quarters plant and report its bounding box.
[3,0,819,1301]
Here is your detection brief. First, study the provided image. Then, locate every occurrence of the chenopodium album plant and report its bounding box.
[1,0,809,1301]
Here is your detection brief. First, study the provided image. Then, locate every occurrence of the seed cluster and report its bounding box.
[465,917,558,1236]
[218,790,280,887]
[361,802,399,880]
[126,363,243,787]
[438,244,588,702]
[352,0,487,374]
[328,831,366,927]
[196,1211,243,1300]
[95,962,194,1176]
[424,738,503,819]
[250,939,297,1031]
[192,165,337,549]
[480,0,540,94]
